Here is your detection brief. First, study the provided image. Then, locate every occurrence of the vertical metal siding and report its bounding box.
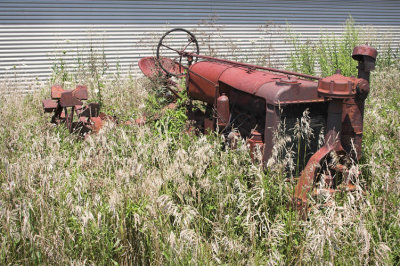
[0,0,399,93]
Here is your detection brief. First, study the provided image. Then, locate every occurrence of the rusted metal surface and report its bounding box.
[216,93,230,129]
[317,70,358,98]
[139,56,184,100]
[204,118,214,134]
[352,45,378,62]
[42,85,111,135]
[139,57,184,80]
[294,98,344,209]
[340,46,377,160]
[50,84,64,99]
[72,85,89,100]
[293,71,371,211]
[42,99,58,112]
[341,96,366,160]
[139,28,377,215]
[89,116,103,133]
[293,63,377,211]
[187,61,324,106]
[60,91,83,107]
[185,52,321,80]
[247,130,264,161]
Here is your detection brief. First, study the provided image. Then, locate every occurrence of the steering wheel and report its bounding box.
[156,28,200,77]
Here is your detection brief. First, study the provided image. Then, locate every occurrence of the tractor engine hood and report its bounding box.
[188,61,324,105]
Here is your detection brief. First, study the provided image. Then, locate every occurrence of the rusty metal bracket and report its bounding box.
[42,85,108,135]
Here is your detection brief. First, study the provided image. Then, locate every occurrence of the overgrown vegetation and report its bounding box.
[0,20,399,264]
[287,17,399,77]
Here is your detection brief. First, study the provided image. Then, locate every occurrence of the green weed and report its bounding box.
[286,17,399,77]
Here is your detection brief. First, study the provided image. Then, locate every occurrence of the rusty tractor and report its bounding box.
[139,28,377,212]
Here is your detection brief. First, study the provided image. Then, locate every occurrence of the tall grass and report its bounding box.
[1,64,399,264]
[0,20,399,264]
[287,17,399,77]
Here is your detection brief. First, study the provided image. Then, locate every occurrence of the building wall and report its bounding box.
[0,0,399,92]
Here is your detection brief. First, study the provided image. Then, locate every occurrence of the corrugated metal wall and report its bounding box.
[1,0,399,93]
